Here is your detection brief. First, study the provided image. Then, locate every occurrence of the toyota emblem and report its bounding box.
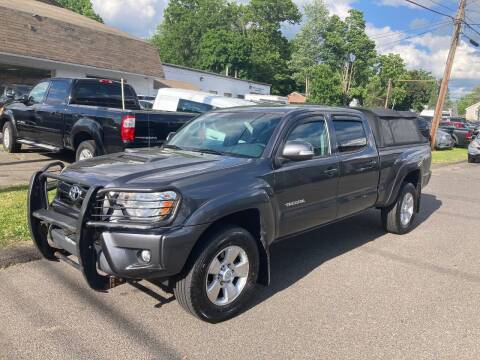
[69,185,82,202]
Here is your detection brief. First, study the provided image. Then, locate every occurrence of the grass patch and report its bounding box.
[0,186,30,249]
[432,147,468,164]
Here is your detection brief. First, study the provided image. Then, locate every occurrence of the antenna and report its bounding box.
[121,78,125,111]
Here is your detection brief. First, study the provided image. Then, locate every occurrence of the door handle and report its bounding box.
[358,160,378,172]
[324,168,338,177]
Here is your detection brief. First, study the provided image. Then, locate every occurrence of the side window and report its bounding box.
[177,99,213,113]
[29,82,49,104]
[333,120,368,153]
[286,120,330,157]
[45,80,70,105]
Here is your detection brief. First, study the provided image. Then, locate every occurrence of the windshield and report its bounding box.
[167,112,282,158]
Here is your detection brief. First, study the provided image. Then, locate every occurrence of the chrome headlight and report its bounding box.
[101,191,179,223]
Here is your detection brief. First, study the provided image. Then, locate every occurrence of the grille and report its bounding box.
[56,181,89,209]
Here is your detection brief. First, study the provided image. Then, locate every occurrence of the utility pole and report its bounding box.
[385,79,392,108]
[430,0,466,149]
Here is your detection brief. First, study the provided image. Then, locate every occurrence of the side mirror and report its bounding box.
[18,95,29,104]
[282,140,315,162]
[166,132,176,142]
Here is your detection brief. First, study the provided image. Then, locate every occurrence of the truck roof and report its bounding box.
[213,104,363,115]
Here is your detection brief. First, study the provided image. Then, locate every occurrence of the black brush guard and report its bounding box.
[28,161,112,291]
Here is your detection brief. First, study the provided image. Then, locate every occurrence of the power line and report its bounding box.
[370,20,450,40]
[405,0,455,18]
[405,0,480,40]
[428,0,456,12]
[377,22,452,50]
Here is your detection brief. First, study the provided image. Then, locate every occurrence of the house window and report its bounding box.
[209,90,218,95]
[224,92,232,97]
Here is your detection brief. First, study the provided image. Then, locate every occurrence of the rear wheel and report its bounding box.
[174,225,260,323]
[468,154,476,163]
[75,140,98,161]
[2,121,21,153]
[381,182,418,235]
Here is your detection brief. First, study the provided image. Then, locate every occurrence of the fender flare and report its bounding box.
[384,162,422,207]
[70,118,105,154]
[184,187,276,285]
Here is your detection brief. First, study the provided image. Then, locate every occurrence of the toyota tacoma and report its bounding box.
[28,106,432,322]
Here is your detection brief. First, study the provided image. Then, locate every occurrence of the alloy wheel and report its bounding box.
[205,245,249,306]
[400,192,414,226]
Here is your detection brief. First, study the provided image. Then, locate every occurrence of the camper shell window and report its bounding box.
[355,108,427,148]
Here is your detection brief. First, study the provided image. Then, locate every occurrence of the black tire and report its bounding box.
[468,154,475,163]
[2,121,21,153]
[174,225,260,323]
[381,182,418,235]
[75,140,98,162]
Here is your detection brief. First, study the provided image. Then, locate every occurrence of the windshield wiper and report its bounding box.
[163,144,184,150]
[191,148,224,155]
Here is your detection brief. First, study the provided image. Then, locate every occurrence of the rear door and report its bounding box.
[273,114,339,237]
[34,79,71,146]
[331,115,379,218]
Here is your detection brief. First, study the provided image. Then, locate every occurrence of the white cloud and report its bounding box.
[92,0,357,39]
[91,0,478,98]
[368,24,480,99]
[91,0,167,38]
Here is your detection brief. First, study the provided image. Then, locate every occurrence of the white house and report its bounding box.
[162,63,271,99]
[465,102,480,121]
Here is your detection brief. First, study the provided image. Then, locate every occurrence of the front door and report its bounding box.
[273,115,339,238]
[14,81,49,140]
[34,79,70,146]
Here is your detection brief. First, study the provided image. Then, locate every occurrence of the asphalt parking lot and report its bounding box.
[0,162,479,359]
[0,146,73,188]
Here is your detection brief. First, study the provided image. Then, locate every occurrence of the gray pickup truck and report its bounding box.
[28,106,431,322]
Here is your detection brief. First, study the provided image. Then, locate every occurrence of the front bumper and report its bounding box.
[28,162,206,291]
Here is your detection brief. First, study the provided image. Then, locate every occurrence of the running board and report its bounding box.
[17,139,61,152]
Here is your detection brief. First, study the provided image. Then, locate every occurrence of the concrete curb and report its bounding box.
[0,243,42,270]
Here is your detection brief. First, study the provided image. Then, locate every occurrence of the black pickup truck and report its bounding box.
[1,78,195,161]
[28,106,431,322]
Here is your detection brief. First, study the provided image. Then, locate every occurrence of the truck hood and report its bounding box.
[61,148,253,188]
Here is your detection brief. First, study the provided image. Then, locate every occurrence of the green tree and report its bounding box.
[151,0,234,67]
[365,54,408,109]
[289,0,330,89]
[457,86,480,115]
[307,64,343,105]
[397,70,437,112]
[244,0,301,94]
[198,30,251,75]
[318,10,376,104]
[56,0,103,23]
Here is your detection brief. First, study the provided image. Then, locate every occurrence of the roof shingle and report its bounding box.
[0,0,164,78]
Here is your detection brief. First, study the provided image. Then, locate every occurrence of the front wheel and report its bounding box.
[468,154,476,163]
[174,225,260,323]
[2,121,21,153]
[381,182,418,235]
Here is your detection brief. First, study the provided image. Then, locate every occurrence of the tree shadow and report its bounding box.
[248,193,442,309]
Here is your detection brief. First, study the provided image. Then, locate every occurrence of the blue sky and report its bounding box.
[91,0,480,99]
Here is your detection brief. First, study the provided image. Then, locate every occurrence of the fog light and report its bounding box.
[140,250,151,263]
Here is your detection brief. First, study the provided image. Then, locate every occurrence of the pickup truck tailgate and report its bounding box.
[134,111,195,145]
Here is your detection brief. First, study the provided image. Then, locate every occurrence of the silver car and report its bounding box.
[436,129,455,150]
[468,134,480,163]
